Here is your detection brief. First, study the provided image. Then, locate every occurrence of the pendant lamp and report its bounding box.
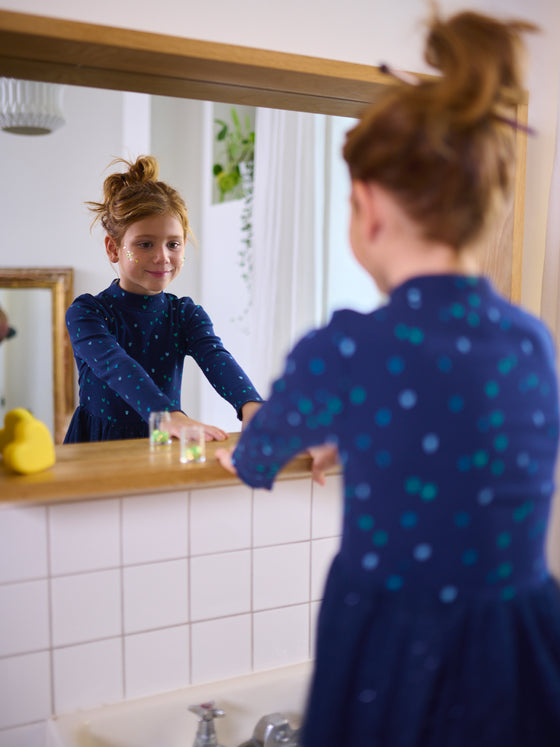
[0,78,65,135]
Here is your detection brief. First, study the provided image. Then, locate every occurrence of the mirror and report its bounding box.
[0,267,73,443]
[0,11,528,441]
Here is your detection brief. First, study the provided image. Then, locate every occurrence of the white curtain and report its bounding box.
[249,108,326,395]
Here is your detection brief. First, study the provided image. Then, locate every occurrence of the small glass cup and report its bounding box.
[179,425,206,463]
[149,411,172,448]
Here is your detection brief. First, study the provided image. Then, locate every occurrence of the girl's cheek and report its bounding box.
[125,247,138,263]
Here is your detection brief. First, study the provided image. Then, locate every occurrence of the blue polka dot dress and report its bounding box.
[232,275,560,746]
[64,280,262,442]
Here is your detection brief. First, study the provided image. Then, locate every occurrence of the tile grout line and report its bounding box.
[187,489,193,686]
[46,505,56,719]
[250,487,255,672]
[119,497,126,700]
[308,479,314,660]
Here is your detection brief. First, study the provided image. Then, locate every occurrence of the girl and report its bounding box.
[65,155,262,443]
[218,9,560,746]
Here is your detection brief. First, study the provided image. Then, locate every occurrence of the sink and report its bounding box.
[46,662,312,747]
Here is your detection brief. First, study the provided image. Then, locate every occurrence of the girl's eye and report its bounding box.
[138,241,153,249]
[168,241,182,251]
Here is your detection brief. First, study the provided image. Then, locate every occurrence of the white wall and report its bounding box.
[2,0,559,315]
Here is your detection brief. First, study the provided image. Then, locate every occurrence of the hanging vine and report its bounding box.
[213,108,255,333]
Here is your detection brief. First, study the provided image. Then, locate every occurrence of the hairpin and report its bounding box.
[379,63,420,86]
[493,114,536,137]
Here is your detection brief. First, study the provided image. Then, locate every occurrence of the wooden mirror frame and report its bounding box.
[0,10,528,302]
[0,267,74,444]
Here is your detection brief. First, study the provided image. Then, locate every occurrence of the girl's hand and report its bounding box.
[215,447,237,474]
[308,443,339,486]
[241,401,262,429]
[168,411,228,441]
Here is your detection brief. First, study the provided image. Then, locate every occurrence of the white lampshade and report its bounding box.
[0,78,65,135]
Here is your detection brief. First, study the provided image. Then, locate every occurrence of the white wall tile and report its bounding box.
[253,543,310,610]
[51,569,121,647]
[53,638,123,714]
[0,580,49,656]
[253,605,310,671]
[0,507,47,583]
[190,485,251,555]
[0,722,46,747]
[254,479,311,546]
[191,615,251,684]
[49,499,120,575]
[311,473,343,538]
[311,537,339,601]
[190,550,251,621]
[122,491,188,565]
[124,625,189,699]
[0,652,50,729]
[123,559,188,634]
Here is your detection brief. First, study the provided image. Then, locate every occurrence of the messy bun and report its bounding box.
[343,10,537,249]
[87,155,192,246]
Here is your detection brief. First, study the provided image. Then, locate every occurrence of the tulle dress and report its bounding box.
[64,280,262,442]
[232,274,560,746]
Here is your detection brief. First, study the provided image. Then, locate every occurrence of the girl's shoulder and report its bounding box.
[168,294,215,323]
[288,305,391,364]
[66,291,110,318]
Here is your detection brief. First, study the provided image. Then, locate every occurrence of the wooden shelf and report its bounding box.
[0,433,318,507]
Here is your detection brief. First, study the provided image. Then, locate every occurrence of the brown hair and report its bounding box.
[343,10,537,249]
[87,155,192,246]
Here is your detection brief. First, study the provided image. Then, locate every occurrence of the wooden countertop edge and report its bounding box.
[0,434,335,507]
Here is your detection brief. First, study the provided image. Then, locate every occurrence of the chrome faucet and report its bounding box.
[238,712,302,747]
[189,701,226,747]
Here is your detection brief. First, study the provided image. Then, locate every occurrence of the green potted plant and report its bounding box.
[213,108,255,202]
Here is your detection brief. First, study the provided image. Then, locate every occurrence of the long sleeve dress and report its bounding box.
[64,280,262,442]
[231,274,560,746]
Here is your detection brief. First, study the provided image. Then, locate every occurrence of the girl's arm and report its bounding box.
[181,301,263,418]
[216,441,339,485]
[218,325,346,490]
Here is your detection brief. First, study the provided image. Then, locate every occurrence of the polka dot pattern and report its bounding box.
[65,280,262,441]
[237,275,560,745]
[234,273,558,598]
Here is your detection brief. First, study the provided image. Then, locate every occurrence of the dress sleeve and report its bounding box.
[66,296,176,420]
[231,323,347,489]
[181,301,263,417]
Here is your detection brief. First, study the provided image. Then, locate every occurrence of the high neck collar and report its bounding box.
[105,279,168,312]
[390,274,492,302]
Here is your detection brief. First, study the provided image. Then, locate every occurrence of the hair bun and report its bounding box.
[423,11,537,125]
[125,155,160,185]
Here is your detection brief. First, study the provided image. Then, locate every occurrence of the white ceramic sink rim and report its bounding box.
[46,661,313,747]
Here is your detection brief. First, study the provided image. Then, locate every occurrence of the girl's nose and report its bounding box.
[153,245,169,262]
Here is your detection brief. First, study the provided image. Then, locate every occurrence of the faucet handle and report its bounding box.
[189,701,226,722]
[253,713,301,747]
[189,702,226,747]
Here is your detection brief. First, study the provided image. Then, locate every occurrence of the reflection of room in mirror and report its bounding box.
[0,287,53,434]
[2,82,375,436]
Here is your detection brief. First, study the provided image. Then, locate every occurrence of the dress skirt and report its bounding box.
[301,553,560,747]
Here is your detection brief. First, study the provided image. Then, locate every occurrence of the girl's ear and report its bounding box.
[105,236,119,263]
[352,180,381,243]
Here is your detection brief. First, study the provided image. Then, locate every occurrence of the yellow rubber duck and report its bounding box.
[0,408,56,475]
